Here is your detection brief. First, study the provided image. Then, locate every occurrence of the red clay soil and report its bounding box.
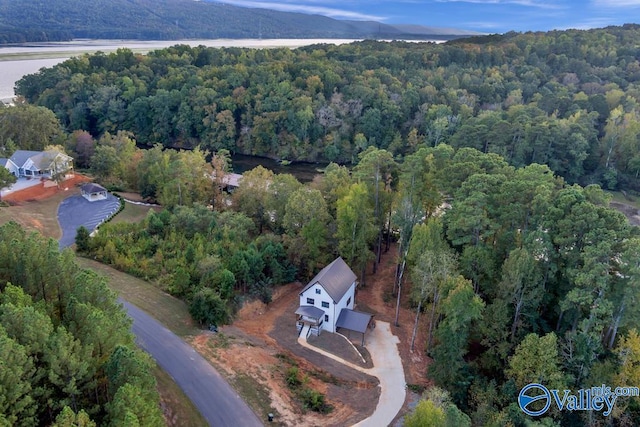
[188,243,431,426]
[3,175,91,204]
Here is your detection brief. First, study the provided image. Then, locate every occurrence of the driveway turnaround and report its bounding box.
[57,194,120,249]
[57,195,262,426]
[121,300,262,427]
[299,321,406,426]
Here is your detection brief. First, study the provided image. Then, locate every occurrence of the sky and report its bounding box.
[209,0,640,34]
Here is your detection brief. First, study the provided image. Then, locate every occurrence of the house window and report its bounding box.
[315,288,321,294]
[347,297,352,306]
[321,301,329,308]
[306,297,315,305]
[324,315,329,322]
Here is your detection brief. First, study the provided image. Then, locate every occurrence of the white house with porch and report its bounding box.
[3,150,73,179]
[297,257,374,343]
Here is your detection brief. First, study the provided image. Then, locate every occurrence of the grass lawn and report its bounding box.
[110,201,159,224]
[153,365,208,427]
[608,190,640,209]
[1,195,207,426]
[0,190,70,239]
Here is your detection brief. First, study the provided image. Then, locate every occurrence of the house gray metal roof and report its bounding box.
[9,150,41,167]
[223,173,243,188]
[295,305,325,319]
[336,309,372,334]
[0,158,9,167]
[81,183,107,194]
[29,151,59,170]
[9,150,71,170]
[300,257,357,303]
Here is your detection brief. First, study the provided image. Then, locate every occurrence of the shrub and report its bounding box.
[75,225,91,252]
[300,388,332,414]
[188,287,229,326]
[286,367,301,388]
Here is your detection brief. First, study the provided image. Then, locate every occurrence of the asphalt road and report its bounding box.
[57,194,120,249]
[57,194,263,426]
[121,300,263,427]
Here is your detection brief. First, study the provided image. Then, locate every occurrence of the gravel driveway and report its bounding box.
[57,194,120,249]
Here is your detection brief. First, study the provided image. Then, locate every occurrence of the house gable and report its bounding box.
[8,150,73,177]
[9,150,40,168]
[298,257,357,333]
[1,158,18,176]
[300,257,357,303]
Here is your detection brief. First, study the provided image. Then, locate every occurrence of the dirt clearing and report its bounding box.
[187,244,430,426]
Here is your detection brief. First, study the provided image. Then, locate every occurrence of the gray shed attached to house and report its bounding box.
[81,183,108,201]
[336,309,374,346]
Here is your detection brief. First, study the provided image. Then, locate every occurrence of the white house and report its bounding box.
[0,158,19,176]
[296,256,379,342]
[4,150,73,179]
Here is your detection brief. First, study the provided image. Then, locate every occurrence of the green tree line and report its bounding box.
[0,222,163,426]
[77,141,640,425]
[14,24,640,191]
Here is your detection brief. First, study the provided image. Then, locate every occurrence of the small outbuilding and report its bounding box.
[81,183,108,202]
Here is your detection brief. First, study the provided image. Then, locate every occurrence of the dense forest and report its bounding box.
[5,24,640,425]
[0,0,470,44]
[72,142,640,426]
[0,222,163,426]
[15,24,640,191]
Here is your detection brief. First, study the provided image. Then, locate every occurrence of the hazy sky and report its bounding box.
[209,0,640,33]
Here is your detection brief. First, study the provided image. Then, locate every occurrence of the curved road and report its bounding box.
[58,195,262,427]
[121,300,262,426]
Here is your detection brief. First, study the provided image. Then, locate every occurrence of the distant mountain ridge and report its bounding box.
[0,0,481,44]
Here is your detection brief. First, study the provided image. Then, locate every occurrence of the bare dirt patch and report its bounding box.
[0,175,92,239]
[610,201,640,226]
[3,174,90,204]
[356,246,431,389]
[186,244,431,426]
[188,282,380,427]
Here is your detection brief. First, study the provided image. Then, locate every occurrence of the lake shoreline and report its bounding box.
[0,37,444,103]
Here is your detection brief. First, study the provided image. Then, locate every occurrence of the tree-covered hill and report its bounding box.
[0,222,163,425]
[0,0,475,44]
[14,24,640,191]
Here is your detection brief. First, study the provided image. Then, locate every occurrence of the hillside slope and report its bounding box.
[0,0,478,43]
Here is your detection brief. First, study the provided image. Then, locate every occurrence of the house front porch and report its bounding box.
[295,305,324,337]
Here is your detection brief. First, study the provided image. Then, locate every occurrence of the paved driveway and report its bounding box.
[57,193,262,426]
[299,321,406,426]
[0,177,41,198]
[57,194,120,249]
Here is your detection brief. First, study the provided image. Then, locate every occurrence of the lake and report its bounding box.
[231,154,326,183]
[0,38,369,102]
[1,58,68,101]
